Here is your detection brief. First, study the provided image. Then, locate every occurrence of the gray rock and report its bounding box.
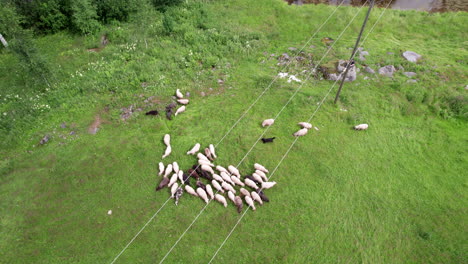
[403,72,417,78]
[40,135,50,145]
[360,51,369,56]
[200,92,206,97]
[358,54,366,61]
[69,131,76,135]
[465,85,468,90]
[327,60,357,82]
[364,66,375,74]
[363,76,370,80]
[60,122,67,129]
[387,52,394,55]
[309,45,316,49]
[397,65,405,71]
[402,51,422,63]
[378,65,396,77]
[407,79,418,83]
[288,47,297,51]
[185,92,190,97]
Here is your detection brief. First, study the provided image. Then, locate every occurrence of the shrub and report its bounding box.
[71,0,101,34]
[151,0,184,12]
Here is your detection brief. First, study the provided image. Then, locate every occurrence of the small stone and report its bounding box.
[108,210,112,215]
[407,79,418,83]
[209,88,213,91]
[397,65,405,71]
[403,72,417,78]
[60,122,67,129]
[314,127,319,131]
[40,135,50,145]
[69,131,76,135]
[387,52,394,55]
[309,45,316,49]
[288,47,297,51]
[200,92,206,97]
[217,79,224,85]
[363,76,370,80]
[378,65,396,77]
[364,66,375,74]
[185,92,190,97]
[402,51,422,63]
[360,51,369,56]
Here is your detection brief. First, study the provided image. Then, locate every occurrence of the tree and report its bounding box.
[71,0,101,34]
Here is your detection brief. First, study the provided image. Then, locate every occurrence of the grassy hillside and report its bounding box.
[1,0,467,263]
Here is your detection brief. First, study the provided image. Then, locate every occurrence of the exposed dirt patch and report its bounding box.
[88,115,102,134]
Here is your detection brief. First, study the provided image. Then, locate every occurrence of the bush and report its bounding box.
[93,0,141,23]
[71,0,101,34]
[151,0,184,12]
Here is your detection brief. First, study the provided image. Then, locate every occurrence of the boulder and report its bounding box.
[364,66,375,74]
[403,72,417,78]
[402,51,422,63]
[378,65,396,77]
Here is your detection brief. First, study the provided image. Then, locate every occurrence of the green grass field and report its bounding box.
[1,0,467,263]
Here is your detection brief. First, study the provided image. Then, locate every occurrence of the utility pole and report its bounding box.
[334,0,375,104]
[0,33,8,48]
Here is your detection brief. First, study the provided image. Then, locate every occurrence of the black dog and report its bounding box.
[261,137,276,143]
[145,110,159,116]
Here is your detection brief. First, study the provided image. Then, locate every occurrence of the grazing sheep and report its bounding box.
[251,191,263,205]
[164,164,173,178]
[206,185,214,200]
[197,167,213,181]
[216,165,229,174]
[196,188,209,204]
[187,168,199,180]
[293,128,308,137]
[245,175,260,185]
[185,185,198,197]
[214,194,227,207]
[245,196,256,211]
[354,124,369,130]
[254,163,269,173]
[228,165,241,178]
[245,178,259,190]
[211,180,224,193]
[231,176,245,186]
[222,182,236,194]
[196,179,206,191]
[198,159,214,167]
[228,191,236,204]
[298,122,312,129]
[252,173,264,183]
[261,137,276,143]
[176,89,184,99]
[162,145,172,159]
[174,106,186,116]
[158,162,165,176]
[234,196,243,213]
[145,110,159,116]
[178,170,184,183]
[163,134,171,146]
[177,99,189,105]
[255,170,268,181]
[168,173,178,187]
[197,153,209,161]
[182,173,191,185]
[262,119,275,127]
[212,174,224,183]
[209,144,217,159]
[204,148,214,161]
[174,187,183,205]
[172,162,179,173]
[221,172,235,185]
[201,165,215,175]
[170,183,179,198]
[261,181,277,189]
[187,143,200,155]
[156,176,169,191]
[240,188,251,197]
[256,190,270,202]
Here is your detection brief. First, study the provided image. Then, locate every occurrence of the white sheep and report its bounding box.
[185,185,198,197]
[244,178,259,190]
[198,159,214,167]
[214,194,227,207]
[245,196,256,211]
[170,183,179,198]
[177,99,189,105]
[293,128,308,137]
[174,106,186,116]
[168,173,178,187]
[221,182,236,194]
[172,162,179,173]
[177,170,184,183]
[201,165,215,174]
[354,124,369,130]
[158,162,165,176]
[228,165,241,178]
[209,144,217,159]
[254,163,269,173]
[231,176,245,186]
[205,184,214,200]
[221,172,235,185]
[162,145,172,159]
[255,170,268,181]
[197,153,209,161]
[216,165,229,174]
[228,191,236,204]
[164,164,173,178]
[252,173,264,183]
[212,174,224,183]
[251,191,263,205]
[211,180,224,193]
[187,143,200,155]
[163,134,170,146]
[298,122,312,129]
[262,118,275,127]
[176,89,184,99]
[261,181,277,189]
[240,188,251,197]
[197,188,209,204]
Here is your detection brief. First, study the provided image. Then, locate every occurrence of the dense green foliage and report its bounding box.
[0,0,466,263]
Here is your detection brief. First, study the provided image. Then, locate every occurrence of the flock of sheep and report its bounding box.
[156,135,276,212]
